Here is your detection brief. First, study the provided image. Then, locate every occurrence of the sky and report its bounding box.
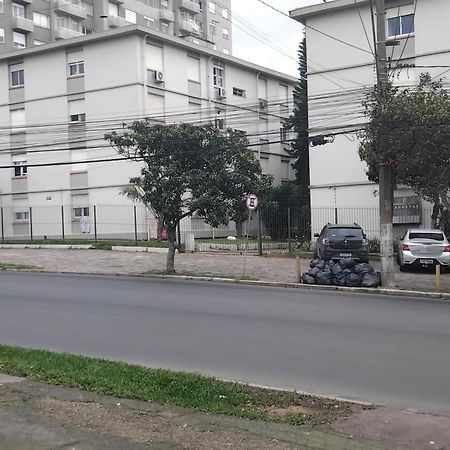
[231,0,320,77]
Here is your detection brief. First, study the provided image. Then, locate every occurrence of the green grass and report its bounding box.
[0,239,169,249]
[0,345,357,426]
[0,263,35,270]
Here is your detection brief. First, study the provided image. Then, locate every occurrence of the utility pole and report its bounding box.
[375,0,395,287]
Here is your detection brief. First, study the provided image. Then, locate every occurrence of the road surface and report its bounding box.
[1,272,449,414]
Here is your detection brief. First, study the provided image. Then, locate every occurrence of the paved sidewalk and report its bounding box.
[0,247,448,293]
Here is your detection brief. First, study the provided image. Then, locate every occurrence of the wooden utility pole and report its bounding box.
[375,0,395,287]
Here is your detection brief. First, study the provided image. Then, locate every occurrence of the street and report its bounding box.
[1,271,450,414]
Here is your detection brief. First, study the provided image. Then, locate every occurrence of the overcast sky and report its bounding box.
[230,0,319,78]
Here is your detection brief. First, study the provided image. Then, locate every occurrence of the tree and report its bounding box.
[286,37,310,205]
[105,121,271,273]
[358,73,450,226]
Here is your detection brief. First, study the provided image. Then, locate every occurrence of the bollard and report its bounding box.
[436,265,441,290]
[296,256,301,283]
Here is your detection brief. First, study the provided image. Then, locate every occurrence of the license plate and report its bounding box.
[419,259,434,264]
[340,253,352,257]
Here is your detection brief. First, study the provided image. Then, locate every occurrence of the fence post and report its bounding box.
[61,206,65,240]
[94,205,97,242]
[1,207,4,243]
[334,207,338,224]
[288,207,292,252]
[29,206,33,241]
[257,208,263,256]
[133,205,138,246]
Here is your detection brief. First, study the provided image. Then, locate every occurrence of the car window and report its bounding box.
[409,232,444,241]
[327,228,363,238]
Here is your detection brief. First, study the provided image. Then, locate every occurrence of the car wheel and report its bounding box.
[395,252,401,265]
[399,264,407,272]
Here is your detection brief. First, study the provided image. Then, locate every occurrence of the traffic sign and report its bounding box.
[246,194,258,210]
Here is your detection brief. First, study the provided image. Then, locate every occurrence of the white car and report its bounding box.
[397,229,450,272]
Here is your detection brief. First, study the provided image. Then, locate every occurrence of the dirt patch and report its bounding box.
[264,405,317,417]
[0,386,28,404]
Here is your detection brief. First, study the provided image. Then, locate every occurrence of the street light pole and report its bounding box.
[375,0,395,287]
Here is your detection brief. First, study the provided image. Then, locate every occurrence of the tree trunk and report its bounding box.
[166,226,177,274]
[157,219,164,241]
[441,193,450,215]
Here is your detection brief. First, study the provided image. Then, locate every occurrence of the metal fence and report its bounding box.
[0,203,441,253]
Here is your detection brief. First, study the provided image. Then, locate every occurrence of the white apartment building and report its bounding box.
[0,0,232,54]
[291,0,448,236]
[0,25,296,239]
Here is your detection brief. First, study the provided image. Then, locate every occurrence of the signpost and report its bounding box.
[242,194,258,278]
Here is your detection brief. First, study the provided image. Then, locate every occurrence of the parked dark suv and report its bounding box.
[314,223,369,263]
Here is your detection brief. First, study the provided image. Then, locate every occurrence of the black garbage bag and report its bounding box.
[315,259,326,270]
[342,268,353,276]
[316,270,333,285]
[340,258,355,270]
[354,263,374,276]
[346,273,361,287]
[302,273,316,284]
[331,264,342,276]
[310,258,321,268]
[308,266,320,278]
[361,272,381,288]
[333,272,347,286]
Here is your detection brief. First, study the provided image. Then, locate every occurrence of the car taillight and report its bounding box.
[401,243,410,251]
[444,245,450,252]
[322,238,329,245]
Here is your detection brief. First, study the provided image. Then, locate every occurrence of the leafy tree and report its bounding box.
[105,121,271,273]
[358,73,450,225]
[286,37,310,205]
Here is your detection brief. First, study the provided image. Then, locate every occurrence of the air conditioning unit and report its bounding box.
[259,99,268,109]
[216,87,226,98]
[154,70,165,82]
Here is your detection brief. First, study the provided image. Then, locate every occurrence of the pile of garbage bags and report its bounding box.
[302,258,381,288]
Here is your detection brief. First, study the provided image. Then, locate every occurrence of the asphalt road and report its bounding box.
[1,272,450,414]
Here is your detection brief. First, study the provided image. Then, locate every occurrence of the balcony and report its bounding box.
[55,0,87,20]
[179,0,200,14]
[107,15,128,28]
[12,0,32,4]
[10,16,34,33]
[159,9,174,22]
[55,27,84,40]
[179,20,194,34]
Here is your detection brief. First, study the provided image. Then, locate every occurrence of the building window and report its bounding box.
[160,22,169,33]
[208,1,215,13]
[281,159,290,180]
[10,109,25,133]
[9,63,24,87]
[223,28,229,39]
[33,12,50,28]
[73,207,89,218]
[199,1,203,11]
[108,2,118,17]
[82,26,93,34]
[144,0,155,6]
[0,1,4,13]
[15,211,29,223]
[13,31,26,49]
[213,66,223,88]
[222,7,228,19]
[125,9,136,23]
[0,29,4,44]
[81,0,93,15]
[215,117,224,130]
[232,87,246,97]
[223,48,229,55]
[12,2,25,17]
[34,39,46,45]
[69,113,86,124]
[209,21,216,34]
[68,61,84,77]
[13,160,27,177]
[144,16,156,29]
[259,138,269,152]
[161,0,168,10]
[387,14,414,37]
[280,127,288,142]
[57,16,80,31]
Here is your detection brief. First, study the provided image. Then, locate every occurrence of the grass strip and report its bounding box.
[0,263,35,270]
[0,344,358,426]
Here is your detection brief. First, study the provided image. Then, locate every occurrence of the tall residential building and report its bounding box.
[0,0,232,54]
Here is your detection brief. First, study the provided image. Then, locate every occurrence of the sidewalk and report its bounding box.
[0,247,448,293]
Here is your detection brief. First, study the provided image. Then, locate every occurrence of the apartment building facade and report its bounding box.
[0,0,232,54]
[0,25,295,239]
[291,0,449,236]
